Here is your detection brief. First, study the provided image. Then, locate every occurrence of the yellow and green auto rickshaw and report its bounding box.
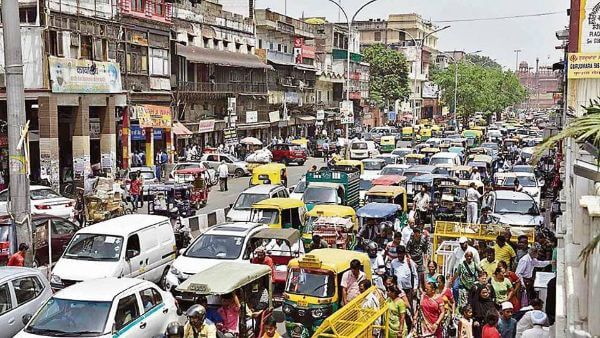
[364,185,408,211]
[419,127,433,141]
[303,205,358,250]
[401,126,414,140]
[251,198,306,230]
[250,163,288,186]
[281,249,371,337]
[405,153,426,165]
[334,159,364,174]
[379,135,396,153]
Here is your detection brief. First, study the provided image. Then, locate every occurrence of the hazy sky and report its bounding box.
[255,0,569,69]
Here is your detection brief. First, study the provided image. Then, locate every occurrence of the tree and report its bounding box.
[362,44,411,108]
[466,54,502,69]
[431,61,526,124]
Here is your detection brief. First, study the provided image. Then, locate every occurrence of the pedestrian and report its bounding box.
[340,259,366,305]
[470,167,482,181]
[7,243,29,266]
[413,185,431,224]
[386,285,408,338]
[457,305,474,338]
[250,247,274,279]
[218,160,229,192]
[261,318,281,338]
[425,260,440,284]
[454,251,481,309]
[515,247,551,304]
[322,140,330,163]
[515,299,545,337]
[513,179,523,193]
[307,234,329,252]
[491,267,514,306]
[417,281,445,338]
[390,245,418,308]
[479,247,498,279]
[384,232,403,264]
[129,172,142,211]
[448,237,481,301]
[471,285,498,338]
[521,310,549,338]
[481,313,501,338]
[497,260,522,311]
[498,302,517,338]
[515,235,530,268]
[435,274,456,332]
[183,304,217,338]
[494,235,517,269]
[466,182,482,224]
[160,149,168,178]
[478,207,493,224]
[406,227,428,289]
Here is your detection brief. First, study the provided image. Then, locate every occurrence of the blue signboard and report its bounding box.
[130,124,163,141]
[388,111,397,121]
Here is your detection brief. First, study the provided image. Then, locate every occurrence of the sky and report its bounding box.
[254,0,570,70]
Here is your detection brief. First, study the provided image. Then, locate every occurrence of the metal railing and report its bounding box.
[177,81,268,94]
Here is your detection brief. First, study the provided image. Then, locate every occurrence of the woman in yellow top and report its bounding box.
[386,285,408,338]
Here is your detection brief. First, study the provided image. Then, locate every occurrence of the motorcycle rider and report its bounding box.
[184,304,217,338]
[366,242,386,291]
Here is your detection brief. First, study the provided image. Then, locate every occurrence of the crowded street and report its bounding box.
[0,0,596,338]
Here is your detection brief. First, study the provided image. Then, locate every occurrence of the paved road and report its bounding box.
[200,157,323,214]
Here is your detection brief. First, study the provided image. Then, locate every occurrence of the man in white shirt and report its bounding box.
[448,236,481,301]
[466,182,482,224]
[521,310,550,338]
[413,185,430,223]
[217,160,229,192]
[341,259,366,305]
[390,245,418,306]
[516,247,551,300]
[470,168,481,181]
[401,219,415,247]
[516,299,545,338]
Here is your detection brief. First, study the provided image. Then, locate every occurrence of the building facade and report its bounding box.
[516,61,561,110]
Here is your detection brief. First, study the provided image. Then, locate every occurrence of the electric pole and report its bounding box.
[2,0,32,263]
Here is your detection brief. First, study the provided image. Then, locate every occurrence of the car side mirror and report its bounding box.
[22,313,32,325]
[125,249,139,260]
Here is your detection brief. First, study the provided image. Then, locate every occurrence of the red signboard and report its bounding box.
[301,45,316,59]
[294,37,304,48]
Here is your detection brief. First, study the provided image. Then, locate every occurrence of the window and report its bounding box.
[258,39,262,49]
[206,155,218,162]
[52,219,77,235]
[0,283,12,315]
[139,288,162,312]
[374,31,381,41]
[114,294,140,331]
[277,43,281,52]
[93,39,107,61]
[149,48,169,76]
[126,234,140,257]
[269,42,274,50]
[284,45,288,53]
[0,191,8,202]
[154,0,164,16]
[229,71,242,82]
[127,45,148,74]
[12,276,43,305]
[80,35,92,60]
[204,38,209,48]
[19,7,37,24]
[130,0,145,12]
[48,31,64,57]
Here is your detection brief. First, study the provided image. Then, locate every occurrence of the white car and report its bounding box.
[17,278,180,338]
[0,186,74,219]
[484,190,543,236]
[164,222,267,291]
[289,177,306,200]
[361,159,386,180]
[349,140,379,160]
[226,185,289,222]
[0,267,53,337]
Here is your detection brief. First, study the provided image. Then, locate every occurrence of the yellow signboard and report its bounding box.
[568,52,600,79]
[138,104,172,129]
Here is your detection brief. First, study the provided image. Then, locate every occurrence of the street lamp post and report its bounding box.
[327,0,380,159]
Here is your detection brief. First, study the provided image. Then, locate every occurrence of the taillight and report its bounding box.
[0,241,9,255]
[35,204,52,210]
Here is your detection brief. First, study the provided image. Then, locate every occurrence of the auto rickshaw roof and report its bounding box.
[336,160,363,166]
[174,167,207,175]
[366,185,406,196]
[305,204,356,218]
[405,153,425,158]
[251,228,300,244]
[372,175,407,186]
[176,262,271,295]
[421,147,441,153]
[253,198,305,209]
[380,135,396,141]
[356,203,401,218]
[253,163,287,173]
[452,165,474,171]
[291,249,370,273]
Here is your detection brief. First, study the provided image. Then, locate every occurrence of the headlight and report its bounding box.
[50,274,62,285]
[283,305,292,314]
[170,266,180,276]
[311,308,324,319]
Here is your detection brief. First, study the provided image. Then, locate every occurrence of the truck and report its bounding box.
[303,169,360,210]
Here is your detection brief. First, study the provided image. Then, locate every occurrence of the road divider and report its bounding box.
[181,207,230,237]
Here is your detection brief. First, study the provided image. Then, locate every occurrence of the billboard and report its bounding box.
[48,56,122,93]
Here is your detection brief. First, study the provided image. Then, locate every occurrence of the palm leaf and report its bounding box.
[578,233,600,275]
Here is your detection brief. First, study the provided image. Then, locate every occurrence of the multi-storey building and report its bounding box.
[355,13,443,120]
[255,9,318,138]
[516,61,561,110]
[172,0,269,147]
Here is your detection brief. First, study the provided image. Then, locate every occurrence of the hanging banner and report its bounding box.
[269,111,280,123]
[198,119,215,133]
[567,52,600,79]
[138,105,172,129]
[48,56,122,93]
[246,111,258,123]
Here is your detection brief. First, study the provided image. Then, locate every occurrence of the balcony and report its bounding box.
[177,82,267,94]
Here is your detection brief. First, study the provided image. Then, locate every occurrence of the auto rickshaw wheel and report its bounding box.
[234,168,245,177]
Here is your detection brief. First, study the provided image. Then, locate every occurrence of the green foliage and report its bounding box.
[431,61,527,123]
[465,54,502,69]
[362,44,411,107]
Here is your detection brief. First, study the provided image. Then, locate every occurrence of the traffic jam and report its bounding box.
[0,114,559,338]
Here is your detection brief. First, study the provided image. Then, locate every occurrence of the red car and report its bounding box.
[0,214,80,266]
[269,143,307,165]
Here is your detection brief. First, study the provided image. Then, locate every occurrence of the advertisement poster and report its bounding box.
[567,52,600,79]
[48,56,122,93]
[138,105,172,129]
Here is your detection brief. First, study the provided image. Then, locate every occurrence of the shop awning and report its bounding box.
[176,44,273,70]
[236,122,271,131]
[172,121,193,138]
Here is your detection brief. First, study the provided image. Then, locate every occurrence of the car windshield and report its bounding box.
[503,176,537,187]
[366,196,392,203]
[377,156,396,165]
[31,189,62,200]
[404,171,426,182]
[251,209,280,224]
[233,193,269,210]
[26,298,111,336]
[363,162,384,171]
[429,157,453,166]
[495,198,538,215]
[482,143,499,150]
[512,166,534,173]
[351,143,368,150]
[285,268,335,298]
[302,187,338,204]
[64,234,123,261]
[381,167,405,176]
[293,180,307,194]
[185,234,244,259]
[359,180,373,191]
[392,150,411,157]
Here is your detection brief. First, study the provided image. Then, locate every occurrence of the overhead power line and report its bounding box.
[433,11,563,23]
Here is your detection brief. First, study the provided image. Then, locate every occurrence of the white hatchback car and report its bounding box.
[0,267,53,338]
[16,278,180,338]
[0,186,74,219]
